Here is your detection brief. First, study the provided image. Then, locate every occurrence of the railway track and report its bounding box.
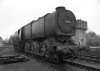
[79,48,100,64]
[0,45,28,64]
[1,45,100,71]
[22,51,100,71]
[21,51,69,71]
[71,55,100,71]
[68,59,100,71]
[79,56,100,63]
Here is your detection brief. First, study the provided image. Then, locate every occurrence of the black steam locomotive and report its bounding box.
[11,6,79,63]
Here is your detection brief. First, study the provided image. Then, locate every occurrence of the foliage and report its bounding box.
[0,36,3,46]
[86,31,100,46]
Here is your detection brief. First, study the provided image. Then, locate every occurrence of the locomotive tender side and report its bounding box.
[11,6,77,63]
[22,6,76,40]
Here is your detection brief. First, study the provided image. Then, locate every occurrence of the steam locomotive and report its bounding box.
[11,6,79,63]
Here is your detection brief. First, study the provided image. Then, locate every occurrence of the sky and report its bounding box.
[0,0,100,39]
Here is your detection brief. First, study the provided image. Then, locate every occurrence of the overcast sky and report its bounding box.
[0,0,100,39]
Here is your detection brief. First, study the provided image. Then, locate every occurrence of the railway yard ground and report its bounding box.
[0,44,100,71]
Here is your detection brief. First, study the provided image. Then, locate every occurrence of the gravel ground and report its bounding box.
[0,45,60,71]
[0,59,60,71]
[1,45,99,71]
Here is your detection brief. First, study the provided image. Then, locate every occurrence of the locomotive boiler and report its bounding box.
[11,6,78,63]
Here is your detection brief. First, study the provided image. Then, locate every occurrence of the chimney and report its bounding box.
[56,6,65,12]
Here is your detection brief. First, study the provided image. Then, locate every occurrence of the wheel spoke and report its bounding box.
[53,54,59,63]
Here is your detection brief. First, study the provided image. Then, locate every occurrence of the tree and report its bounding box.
[0,36,3,46]
[86,31,100,46]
